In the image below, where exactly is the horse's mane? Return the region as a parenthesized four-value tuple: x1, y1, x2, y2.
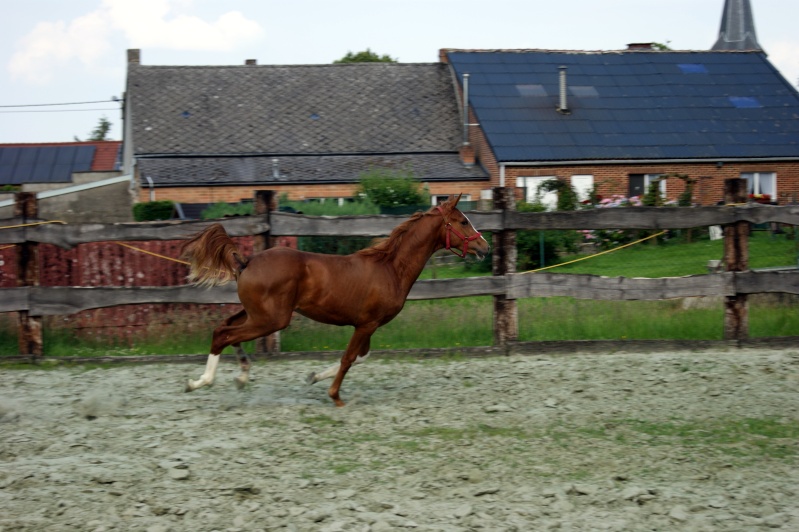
(357, 210, 430, 262)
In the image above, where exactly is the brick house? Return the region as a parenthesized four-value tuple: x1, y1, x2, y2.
(122, 50, 488, 211)
(442, 46, 799, 207)
(122, 0, 799, 211)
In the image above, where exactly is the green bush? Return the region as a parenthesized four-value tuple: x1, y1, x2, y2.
(133, 200, 175, 221)
(357, 167, 429, 210)
(516, 201, 580, 271)
(200, 202, 254, 219)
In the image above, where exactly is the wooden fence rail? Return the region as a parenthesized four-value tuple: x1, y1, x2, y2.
(2, 183, 798, 358)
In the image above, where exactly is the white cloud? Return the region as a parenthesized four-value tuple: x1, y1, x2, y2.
(8, 0, 263, 84)
(768, 41, 799, 88)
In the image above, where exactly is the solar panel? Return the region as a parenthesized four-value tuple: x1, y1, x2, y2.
(678, 64, 709, 74)
(0, 145, 96, 184)
(729, 96, 762, 109)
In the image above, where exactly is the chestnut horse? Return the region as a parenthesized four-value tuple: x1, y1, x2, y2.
(181, 194, 489, 406)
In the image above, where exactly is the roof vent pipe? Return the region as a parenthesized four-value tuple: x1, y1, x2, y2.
(558, 66, 570, 114)
(272, 158, 280, 179)
(462, 73, 470, 146)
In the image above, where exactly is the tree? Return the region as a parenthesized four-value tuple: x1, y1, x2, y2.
(89, 116, 113, 140)
(334, 49, 397, 63)
(75, 116, 113, 141)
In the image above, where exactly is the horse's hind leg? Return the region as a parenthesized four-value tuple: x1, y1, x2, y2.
(306, 351, 371, 385)
(223, 310, 254, 389)
(186, 309, 250, 392)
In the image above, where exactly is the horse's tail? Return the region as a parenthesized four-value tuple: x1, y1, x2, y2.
(180, 223, 249, 287)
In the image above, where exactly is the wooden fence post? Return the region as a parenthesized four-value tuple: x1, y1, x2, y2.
(493, 187, 518, 347)
(723, 178, 749, 341)
(253, 190, 280, 355)
(15, 192, 43, 360)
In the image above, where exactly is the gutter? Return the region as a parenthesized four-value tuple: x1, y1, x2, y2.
(498, 157, 799, 167)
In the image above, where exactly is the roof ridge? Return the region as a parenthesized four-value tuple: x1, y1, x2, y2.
(443, 48, 763, 55)
(132, 62, 443, 69)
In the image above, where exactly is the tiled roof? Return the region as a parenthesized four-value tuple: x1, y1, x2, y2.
(0, 141, 121, 185)
(138, 153, 488, 186)
(445, 50, 799, 163)
(127, 62, 462, 156)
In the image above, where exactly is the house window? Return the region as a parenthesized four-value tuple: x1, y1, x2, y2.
(571, 175, 594, 202)
(742, 172, 776, 198)
(517, 176, 557, 209)
(432, 195, 471, 205)
(629, 174, 666, 199)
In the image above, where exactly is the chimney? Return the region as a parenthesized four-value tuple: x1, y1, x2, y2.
(627, 43, 655, 50)
(557, 66, 570, 114)
(127, 49, 141, 64)
(439, 49, 450, 64)
(459, 144, 475, 167)
(245, 59, 257, 65)
(462, 73, 471, 146)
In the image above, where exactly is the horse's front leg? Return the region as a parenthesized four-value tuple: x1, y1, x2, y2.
(328, 326, 375, 407)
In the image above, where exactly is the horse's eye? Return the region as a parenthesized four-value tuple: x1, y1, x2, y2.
(460, 220, 468, 226)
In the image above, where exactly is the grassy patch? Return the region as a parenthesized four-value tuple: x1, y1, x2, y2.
(620, 417, 799, 458)
(550, 230, 796, 277)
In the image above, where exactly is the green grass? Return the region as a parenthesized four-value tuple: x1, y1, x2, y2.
(620, 417, 799, 459)
(550, 229, 797, 277)
(1, 292, 795, 358)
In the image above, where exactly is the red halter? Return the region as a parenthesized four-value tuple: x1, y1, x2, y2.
(436, 205, 483, 258)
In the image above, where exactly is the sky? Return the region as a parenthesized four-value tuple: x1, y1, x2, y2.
(1, 0, 798, 144)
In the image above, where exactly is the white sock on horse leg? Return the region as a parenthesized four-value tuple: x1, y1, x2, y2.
(188, 354, 220, 390)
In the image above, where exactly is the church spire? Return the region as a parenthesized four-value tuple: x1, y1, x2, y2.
(712, 0, 762, 51)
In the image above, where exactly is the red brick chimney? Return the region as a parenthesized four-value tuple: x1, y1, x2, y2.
(459, 144, 475, 167)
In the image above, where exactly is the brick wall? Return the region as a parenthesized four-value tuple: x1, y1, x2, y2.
(139, 182, 490, 205)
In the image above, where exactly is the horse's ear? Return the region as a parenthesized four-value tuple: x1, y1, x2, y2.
(449, 193, 462, 208)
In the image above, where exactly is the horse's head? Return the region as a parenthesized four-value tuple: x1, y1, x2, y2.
(435, 194, 490, 261)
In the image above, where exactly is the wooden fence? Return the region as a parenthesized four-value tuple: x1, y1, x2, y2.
(1, 184, 798, 359)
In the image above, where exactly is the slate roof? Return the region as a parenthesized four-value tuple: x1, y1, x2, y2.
(445, 49, 799, 163)
(127, 60, 488, 186)
(127, 62, 463, 156)
(0, 141, 122, 185)
(138, 153, 486, 186)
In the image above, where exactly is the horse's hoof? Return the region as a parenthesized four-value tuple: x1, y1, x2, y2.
(234, 377, 248, 390)
(305, 371, 318, 385)
(184, 381, 195, 393)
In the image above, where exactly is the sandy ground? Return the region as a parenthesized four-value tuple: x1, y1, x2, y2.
(1, 347, 798, 531)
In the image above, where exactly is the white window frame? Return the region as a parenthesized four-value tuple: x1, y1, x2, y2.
(517, 176, 557, 209)
(629, 173, 666, 199)
(571, 174, 594, 203)
(742, 172, 776, 197)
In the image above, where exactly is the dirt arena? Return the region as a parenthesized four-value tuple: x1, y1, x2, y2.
(1, 347, 798, 531)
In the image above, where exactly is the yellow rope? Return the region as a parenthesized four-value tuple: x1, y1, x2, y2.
(0, 244, 14, 251)
(0, 220, 67, 230)
(520, 230, 667, 274)
(113, 241, 191, 265)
